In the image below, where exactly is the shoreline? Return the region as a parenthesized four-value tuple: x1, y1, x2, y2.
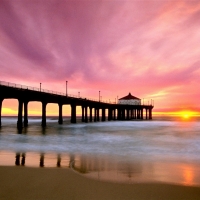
(1, 166, 200, 200)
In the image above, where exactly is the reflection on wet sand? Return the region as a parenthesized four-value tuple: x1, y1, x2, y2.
(39, 153, 44, 167)
(57, 154, 61, 167)
(183, 165, 194, 185)
(15, 153, 25, 166)
(72, 155, 151, 183)
(13, 152, 75, 169)
(1, 151, 200, 186)
(13, 152, 147, 182)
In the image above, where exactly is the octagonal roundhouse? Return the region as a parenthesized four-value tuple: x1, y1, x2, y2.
(118, 93, 141, 105)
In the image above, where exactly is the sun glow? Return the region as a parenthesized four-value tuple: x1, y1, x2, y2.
(153, 111, 199, 117)
(182, 165, 195, 186)
(179, 111, 195, 119)
(183, 113, 189, 119)
(177, 110, 200, 120)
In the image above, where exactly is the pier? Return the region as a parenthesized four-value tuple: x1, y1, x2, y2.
(0, 81, 154, 130)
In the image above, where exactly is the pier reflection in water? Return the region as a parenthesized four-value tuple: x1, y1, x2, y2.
(12, 152, 75, 168)
(15, 153, 26, 166)
(1, 151, 200, 186)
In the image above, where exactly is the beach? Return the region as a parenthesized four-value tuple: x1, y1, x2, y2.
(1, 166, 200, 200)
(1, 117, 200, 199)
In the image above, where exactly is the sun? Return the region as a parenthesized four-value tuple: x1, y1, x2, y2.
(183, 113, 189, 119)
(173, 111, 192, 119)
(179, 111, 195, 119)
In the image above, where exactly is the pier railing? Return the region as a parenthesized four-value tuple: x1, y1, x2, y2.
(0, 81, 153, 106)
(0, 81, 113, 104)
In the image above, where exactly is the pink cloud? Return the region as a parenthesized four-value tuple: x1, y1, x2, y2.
(0, 0, 200, 112)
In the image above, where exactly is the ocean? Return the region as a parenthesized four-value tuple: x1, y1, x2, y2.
(0, 116, 200, 186)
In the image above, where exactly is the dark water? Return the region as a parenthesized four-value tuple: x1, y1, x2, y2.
(1, 116, 200, 185)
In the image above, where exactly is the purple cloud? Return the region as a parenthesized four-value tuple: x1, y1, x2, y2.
(0, 0, 200, 112)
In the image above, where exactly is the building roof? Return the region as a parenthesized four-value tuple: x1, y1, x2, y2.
(119, 93, 140, 100)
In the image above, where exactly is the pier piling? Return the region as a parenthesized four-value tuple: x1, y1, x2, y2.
(17, 99, 23, 130)
(58, 103, 63, 124)
(42, 102, 47, 127)
(24, 101, 28, 127)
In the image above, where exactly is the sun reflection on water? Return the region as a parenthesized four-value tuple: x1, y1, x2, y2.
(183, 166, 194, 186)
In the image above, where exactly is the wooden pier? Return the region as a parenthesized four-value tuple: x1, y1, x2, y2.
(0, 81, 153, 130)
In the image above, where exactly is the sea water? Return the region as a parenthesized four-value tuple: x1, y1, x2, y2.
(0, 116, 200, 186)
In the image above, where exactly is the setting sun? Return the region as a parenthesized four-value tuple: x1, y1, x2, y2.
(183, 113, 190, 119)
(178, 111, 199, 119)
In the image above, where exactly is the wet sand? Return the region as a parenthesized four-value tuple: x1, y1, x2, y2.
(0, 166, 200, 200)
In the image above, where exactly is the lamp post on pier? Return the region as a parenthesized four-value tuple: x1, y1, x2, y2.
(66, 81, 68, 96)
(40, 83, 41, 92)
(99, 91, 100, 102)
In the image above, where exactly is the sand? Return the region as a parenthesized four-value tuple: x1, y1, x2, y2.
(0, 166, 200, 200)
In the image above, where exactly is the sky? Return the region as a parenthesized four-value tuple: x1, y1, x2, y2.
(0, 0, 200, 116)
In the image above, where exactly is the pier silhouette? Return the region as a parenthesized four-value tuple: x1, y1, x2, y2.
(0, 81, 153, 130)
